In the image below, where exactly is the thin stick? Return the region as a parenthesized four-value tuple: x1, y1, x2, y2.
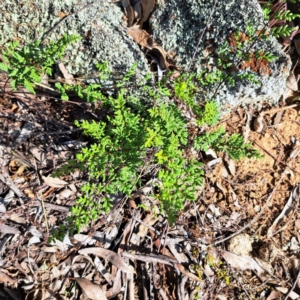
(38, 192, 49, 234)
(131, 214, 160, 235)
(121, 251, 177, 266)
(284, 269, 300, 300)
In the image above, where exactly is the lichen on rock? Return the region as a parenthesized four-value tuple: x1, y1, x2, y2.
(0, 0, 150, 81)
(150, 0, 291, 113)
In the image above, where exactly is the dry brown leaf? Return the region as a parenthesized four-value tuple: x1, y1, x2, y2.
(126, 26, 170, 80)
(137, 213, 155, 238)
(121, 0, 134, 27)
(73, 278, 107, 300)
(224, 153, 235, 176)
(126, 5, 135, 26)
(58, 63, 75, 85)
(127, 198, 137, 208)
(24, 189, 35, 199)
(73, 234, 96, 246)
(78, 247, 135, 274)
(7, 213, 27, 224)
(132, 1, 141, 21)
(0, 223, 20, 235)
(58, 11, 68, 19)
(0, 271, 17, 286)
(127, 25, 153, 48)
(168, 243, 189, 264)
(112, 269, 122, 296)
(72, 255, 95, 268)
(221, 251, 272, 275)
(276, 286, 299, 299)
(273, 111, 284, 126)
(267, 184, 300, 238)
(175, 263, 203, 282)
(253, 113, 265, 133)
(42, 175, 68, 188)
(266, 290, 282, 300)
(150, 47, 168, 72)
(286, 73, 298, 91)
(94, 256, 114, 285)
(139, 0, 155, 27)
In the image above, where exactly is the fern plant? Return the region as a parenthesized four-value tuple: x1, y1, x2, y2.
(0, 35, 263, 234)
(56, 61, 263, 231)
(262, 1, 300, 38)
(194, 126, 263, 160)
(0, 34, 80, 93)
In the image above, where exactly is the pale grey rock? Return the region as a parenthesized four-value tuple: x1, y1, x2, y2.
(150, 0, 291, 113)
(0, 0, 149, 80)
(227, 234, 253, 256)
(0, 0, 292, 113)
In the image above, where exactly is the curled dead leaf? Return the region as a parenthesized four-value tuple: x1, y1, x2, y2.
(0, 271, 17, 286)
(286, 73, 298, 91)
(73, 277, 107, 300)
(221, 250, 272, 275)
(139, 0, 155, 27)
(42, 175, 68, 188)
(121, 0, 134, 27)
(253, 114, 265, 133)
(78, 247, 135, 274)
(267, 184, 300, 238)
(276, 286, 299, 299)
(127, 25, 153, 48)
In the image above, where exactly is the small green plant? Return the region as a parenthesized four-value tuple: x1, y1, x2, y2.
(53, 63, 262, 232)
(197, 69, 227, 86)
(254, 51, 278, 62)
(0, 36, 262, 236)
(206, 253, 231, 286)
(194, 126, 263, 160)
(262, 1, 300, 38)
(270, 25, 297, 38)
(193, 286, 201, 300)
(190, 264, 203, 280)
(0, 35, 81, 93)
(215, 27, 278, 86)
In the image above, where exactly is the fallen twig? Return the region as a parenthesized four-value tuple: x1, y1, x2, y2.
(121, 251, 177, 266)
(284, 269, 300, 300)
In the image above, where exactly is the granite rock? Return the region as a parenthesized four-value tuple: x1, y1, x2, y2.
(0, 0, 292, 114)
(0, 0, 149, 80)
(149, 0, 291, 113)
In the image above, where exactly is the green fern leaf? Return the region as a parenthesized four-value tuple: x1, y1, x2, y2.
(24, 79, 35, 94)
(0, 62, 9, 72)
